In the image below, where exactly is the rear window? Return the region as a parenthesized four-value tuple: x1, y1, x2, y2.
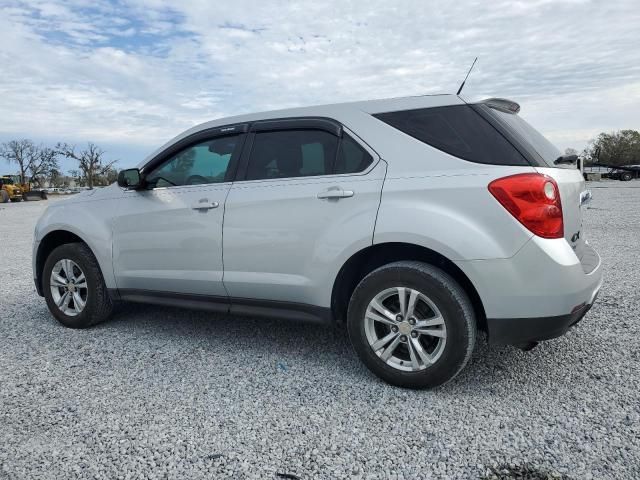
(374, 105, 528, 166)
(487, 108, 562, 168)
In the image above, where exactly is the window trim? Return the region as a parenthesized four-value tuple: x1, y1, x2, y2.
(249, 117, 342, 136)
(139, 124, 248, 190)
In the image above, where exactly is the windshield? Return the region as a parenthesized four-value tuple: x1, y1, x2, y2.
(489, 108, 563, 168)
(0, 178, 13, 185)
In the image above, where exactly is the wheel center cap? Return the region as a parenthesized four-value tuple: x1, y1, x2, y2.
(68, 283, 75, 293)
(398, 322, 412, 335)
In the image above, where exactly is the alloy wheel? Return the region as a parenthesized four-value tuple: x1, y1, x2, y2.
(50, 259, 88, 317)
(364, 287, 447, 372)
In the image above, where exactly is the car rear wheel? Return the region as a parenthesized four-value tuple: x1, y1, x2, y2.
(347, 261, 476, 389)
(43, 243, 114, 328)
(621, 172, 633, 181)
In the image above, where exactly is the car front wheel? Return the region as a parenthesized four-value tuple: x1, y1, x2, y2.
(43, 243, 114, 328)
(347, 261, 476, 389)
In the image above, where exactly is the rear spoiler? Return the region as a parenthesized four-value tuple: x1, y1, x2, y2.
(479, 98, 521, 114)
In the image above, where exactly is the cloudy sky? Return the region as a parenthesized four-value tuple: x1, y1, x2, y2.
(1, 0, 639, 171)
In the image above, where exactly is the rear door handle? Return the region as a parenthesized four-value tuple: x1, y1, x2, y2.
(317, 187, 354, 200)
(191, 200, 219, 210)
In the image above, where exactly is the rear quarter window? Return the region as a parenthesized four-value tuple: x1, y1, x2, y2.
(374, 105, 529, 166)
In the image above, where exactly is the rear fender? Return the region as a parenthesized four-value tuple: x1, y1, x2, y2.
(374, 169, 535, 260)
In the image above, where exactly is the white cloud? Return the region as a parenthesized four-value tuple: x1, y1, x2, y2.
(0, 0, 639, 167)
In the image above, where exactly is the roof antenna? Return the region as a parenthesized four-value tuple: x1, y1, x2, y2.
(456, 57, 478, 95)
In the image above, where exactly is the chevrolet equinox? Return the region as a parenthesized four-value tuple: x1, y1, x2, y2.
(33, 95, 602, 388)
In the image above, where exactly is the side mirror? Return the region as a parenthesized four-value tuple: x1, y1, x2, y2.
(117, 169, 142, 189)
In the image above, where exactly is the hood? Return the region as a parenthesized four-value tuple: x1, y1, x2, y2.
(50, 183, 121, 206)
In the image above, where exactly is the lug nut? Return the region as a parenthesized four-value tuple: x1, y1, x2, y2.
(408, 318, 416, 325)
(411, 331, 418, 338)
(395, 315, 403, 322)
(400, 335, 407, 342)
(391, 326, 398, 333)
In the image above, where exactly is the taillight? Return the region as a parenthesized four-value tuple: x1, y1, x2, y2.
(488, 173, 563, 239)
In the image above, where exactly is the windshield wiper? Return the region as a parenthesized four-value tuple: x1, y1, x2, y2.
(554, 154, 578, 165)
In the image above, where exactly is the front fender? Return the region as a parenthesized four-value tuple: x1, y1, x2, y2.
(34, 199, 118, 289)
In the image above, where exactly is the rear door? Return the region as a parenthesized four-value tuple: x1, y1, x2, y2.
(222, 119, 385, 307)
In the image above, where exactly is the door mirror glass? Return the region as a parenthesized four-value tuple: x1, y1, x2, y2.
(117, 168, 142, 189)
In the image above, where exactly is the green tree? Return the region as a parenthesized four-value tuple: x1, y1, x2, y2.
(582, 130, 640, 166)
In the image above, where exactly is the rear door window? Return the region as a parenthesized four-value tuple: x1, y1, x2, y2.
(335, 133, 373, 174)
(374, 105, 528, 166)
(246, 129, 338, 180)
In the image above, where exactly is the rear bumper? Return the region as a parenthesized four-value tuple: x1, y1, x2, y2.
(455, 236, 602, 345)
(486, 293, 597, 345)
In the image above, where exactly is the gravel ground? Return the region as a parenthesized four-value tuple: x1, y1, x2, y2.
(1, 182, 639, 480)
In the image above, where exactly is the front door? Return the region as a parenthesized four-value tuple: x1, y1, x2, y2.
(112, 132, 244, 296)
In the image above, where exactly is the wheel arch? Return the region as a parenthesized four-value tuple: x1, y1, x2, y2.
(35, 230, 92, 296)
(330, 242, 487, 331)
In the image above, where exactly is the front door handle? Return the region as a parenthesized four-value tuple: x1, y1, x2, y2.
(191, 200, 219, 210)
(317, 187, 354, 200)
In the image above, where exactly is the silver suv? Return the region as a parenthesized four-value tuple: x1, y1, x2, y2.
(33, 95, 602, 388)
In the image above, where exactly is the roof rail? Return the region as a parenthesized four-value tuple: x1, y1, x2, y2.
(480, 98, 520, 114)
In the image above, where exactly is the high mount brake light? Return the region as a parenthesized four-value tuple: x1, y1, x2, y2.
(488, 173, 563, 239)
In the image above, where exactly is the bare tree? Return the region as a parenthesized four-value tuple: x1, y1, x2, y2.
(48, 168, 65, 188)
(57, 142, 118, 189)
(0, 139, 39, 184)
(68, 169, 86, 188)
(564, 147, 578, 156)
(28, 146, 60, 187)
(0, 140, 60, 186)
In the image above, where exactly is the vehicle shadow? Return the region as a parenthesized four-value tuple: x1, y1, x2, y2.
(94, 302, 588, 395)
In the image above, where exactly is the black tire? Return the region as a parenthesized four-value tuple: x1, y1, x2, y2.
(10, 197, 22, 202)
(0, 190, 8, 203)
(347, 261, 476, 389)
(43, 243, 114, 328)
(621, 172, 633, 181)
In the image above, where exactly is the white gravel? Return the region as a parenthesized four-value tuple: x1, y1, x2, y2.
(1, 183, 639, 479)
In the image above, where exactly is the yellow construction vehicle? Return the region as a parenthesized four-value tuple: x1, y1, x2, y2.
(0, 175, 47, 202)
(0, 176, 24, 202)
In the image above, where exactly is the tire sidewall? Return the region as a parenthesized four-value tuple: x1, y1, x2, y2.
(348, 264, 474, 388)
(43, 244, 100, 328)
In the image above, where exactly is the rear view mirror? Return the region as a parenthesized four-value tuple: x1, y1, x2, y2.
(117, 168, 142, 189)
